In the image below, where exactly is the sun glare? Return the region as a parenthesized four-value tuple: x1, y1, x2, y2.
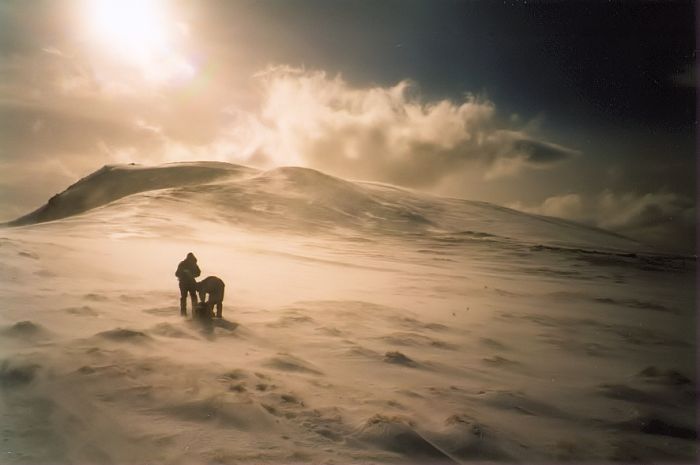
(83, 0, 194, 83)
(87, 0, 168, 54)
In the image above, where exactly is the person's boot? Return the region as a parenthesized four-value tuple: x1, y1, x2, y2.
(180, 298, 187, 316)
(216, 307, 222, 319)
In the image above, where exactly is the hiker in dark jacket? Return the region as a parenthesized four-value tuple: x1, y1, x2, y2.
(175, 252, 201, 316)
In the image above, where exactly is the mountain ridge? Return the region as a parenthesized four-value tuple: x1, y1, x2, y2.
(4, 161, 650, 254)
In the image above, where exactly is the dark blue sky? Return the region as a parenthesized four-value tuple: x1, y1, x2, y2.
(206, 0, 695, 131)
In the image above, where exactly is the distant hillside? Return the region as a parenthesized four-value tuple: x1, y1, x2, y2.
(5, 161, 646, 253)
(7, 162, 257, 226)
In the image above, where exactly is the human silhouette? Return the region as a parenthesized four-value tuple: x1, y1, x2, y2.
(175, 252, 201, 316)
(196, 276, 225, 318)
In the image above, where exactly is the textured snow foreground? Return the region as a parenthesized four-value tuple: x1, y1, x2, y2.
(0, 162, 696, 464)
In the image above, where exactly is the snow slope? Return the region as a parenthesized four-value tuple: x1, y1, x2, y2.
(0, 162, 696, 464)
(8, 162, 643, 252)
(7, 162, 256, 226)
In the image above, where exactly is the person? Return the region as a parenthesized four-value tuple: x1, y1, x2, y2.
(196, 276, 225, 319)
(175, 252, 201, 316)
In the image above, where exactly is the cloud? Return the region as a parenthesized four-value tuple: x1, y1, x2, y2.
(509, 193, 585, 220)
(509, 190, 695, 253)
(482, 131, 579, 179)
(597, 190, 695, 232)
(250, 68, 578, 186)
(1, 51, 579, 182)
(511, 138, 579, 165)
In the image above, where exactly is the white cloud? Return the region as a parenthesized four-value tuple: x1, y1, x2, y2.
(509, 190, 695, 252)
(2, 55, 579, 189)
(509, 193, 585, 220)
(245, 67, 577, 186)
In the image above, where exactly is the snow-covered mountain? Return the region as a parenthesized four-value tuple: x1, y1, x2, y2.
(0, 162, 695, 464)
(9, 162, 644, 253)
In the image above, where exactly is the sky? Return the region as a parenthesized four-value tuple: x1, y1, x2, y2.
(0, 0, 696, 252)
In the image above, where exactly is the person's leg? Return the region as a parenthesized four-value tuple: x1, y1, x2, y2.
(179, 282, 188, 316)
(216, 302, 222, 318)
(188, 288, 198, 311)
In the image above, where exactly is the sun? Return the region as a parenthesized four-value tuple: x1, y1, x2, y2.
(83, 0, 194, 83)
(86, 0, 169, 57)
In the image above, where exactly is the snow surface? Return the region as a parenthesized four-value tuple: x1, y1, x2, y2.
(0, 162, 696, 464)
